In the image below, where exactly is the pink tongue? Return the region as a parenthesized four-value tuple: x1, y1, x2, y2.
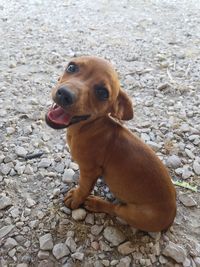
(48, 106, 71, 125)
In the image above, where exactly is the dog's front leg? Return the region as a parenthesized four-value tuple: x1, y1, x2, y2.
(64, 167, 100, 209)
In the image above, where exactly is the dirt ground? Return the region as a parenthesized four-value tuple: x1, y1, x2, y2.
(0, 0, 200, 266)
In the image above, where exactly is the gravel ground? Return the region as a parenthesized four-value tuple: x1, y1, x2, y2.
(0, 0, 200, 266)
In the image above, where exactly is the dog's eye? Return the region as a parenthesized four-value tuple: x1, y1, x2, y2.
(66, 63, 78, 73)
(95, 87, 109, 101)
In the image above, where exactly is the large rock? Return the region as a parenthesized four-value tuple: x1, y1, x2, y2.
(179, 194, 197, 207)
(15, 146, 27, 157)
(65, 237, 77, 253)
(194, 257, 200, 267)
(103, 226, 126, 246)
(0, 225, 15, 239)
(118, 241, 135, 255)
(52, 243, 70, 259)
(0, 196, 12, 210)
(4, 237, 18, 249)
(71, 252, 84, 261)
(39, 233, 53, 250)
(62, 168, 75, 183)
(193, 161, 200, 175)
(162, 241, 186, 263)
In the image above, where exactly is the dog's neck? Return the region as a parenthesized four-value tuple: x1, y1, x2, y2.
(67, 114, 116, 136)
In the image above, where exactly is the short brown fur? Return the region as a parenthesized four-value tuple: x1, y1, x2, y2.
(47, 56, 176, 232)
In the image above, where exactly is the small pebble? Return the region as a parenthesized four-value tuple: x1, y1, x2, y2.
(72, 208, 87, 221)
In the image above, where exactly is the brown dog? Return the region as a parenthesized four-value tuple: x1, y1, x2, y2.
(46, 56, 176, 232)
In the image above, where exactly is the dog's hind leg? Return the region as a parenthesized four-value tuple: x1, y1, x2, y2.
(84, 195, 115, 214)
(84, 195, 172, 232)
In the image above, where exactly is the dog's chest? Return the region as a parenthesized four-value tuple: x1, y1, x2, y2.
(67, 131, 109, 168)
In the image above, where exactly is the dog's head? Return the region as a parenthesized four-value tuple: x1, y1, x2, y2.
(46, 56, 133, 129)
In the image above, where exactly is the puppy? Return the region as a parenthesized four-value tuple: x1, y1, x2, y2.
(46, 56, 176, 232)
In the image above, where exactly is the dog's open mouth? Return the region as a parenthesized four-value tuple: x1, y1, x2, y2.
(45, 103, 90, 129)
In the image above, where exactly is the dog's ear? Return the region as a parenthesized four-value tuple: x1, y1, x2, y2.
(111, 89, 133, 120)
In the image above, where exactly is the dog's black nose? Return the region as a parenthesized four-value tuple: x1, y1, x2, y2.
(56, 86, 75, 106)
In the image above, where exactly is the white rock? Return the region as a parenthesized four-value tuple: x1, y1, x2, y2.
(148, 231, 161, 241)
(65, 237, 77, 252)
(14, 162, 25, 175)
(182, 168, 193, 179)
(85, 213, 94, 224)
(146, 141, 161, 152)
(103, 226, 126, 246)
(23, 125, 32, 134)
(0, 196, 12, 210)
(10, 207, 20, 218)
(26, 198, 36, 207)
(118, 241, 134, 255)
(185, 149, 195, 159)
(24, 165, 33, 175)
(72, 208, 87, 221)
(4, 237, 18, 249)
(111, 260, 119, 266)
(62, 168, 75, 183)
(8, 247, 16, 257)
(179, 194, 197, 207)
(180, 123, 190, 132)
(166, 155, 182, 169)
(99, 240, 113, 252)
(162, 241, 186, 263)
(15, 146, 27, 157)
(39, 233, 53, 250)
(37, 250, 50, 260)
(69, 162, 79, 171)
(37, 210, 45, 220)
(71, 252, 84, 261)
(194, 257, 200, 267)
(0, 225, 15, 239)
(6, 127, 15, 134)
(193, 161, 200, 175)
(38, 158, 52, 168)
(0, 163, 11, 175)
(60, 206, 71, 215)
(66, 231, 75, 238)
(141, 133, 150, 142)
(159, 255, 167, 264)
(117, 256, 131, 267)
(52, 188, 60, 198)
(52, 243, 70, 259)
(91, 225, 104, 236)
(183, 258, 191, 267)
(9, 61, 17, 68)
(151, 242, 160, 255)
(94, 260, 103, 267)
(101, 260, 110, 266)
(54, 163, 65, 173)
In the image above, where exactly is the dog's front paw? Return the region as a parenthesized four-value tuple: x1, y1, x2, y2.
(64, 188, 83, 209)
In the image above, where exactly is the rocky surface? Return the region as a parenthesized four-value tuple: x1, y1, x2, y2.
(0, 0, 200, 266)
